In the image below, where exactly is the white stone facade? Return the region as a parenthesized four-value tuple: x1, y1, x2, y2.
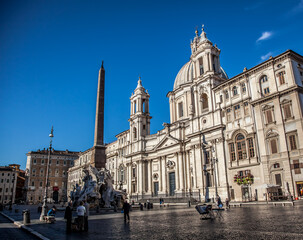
(105, 27, 303, 202)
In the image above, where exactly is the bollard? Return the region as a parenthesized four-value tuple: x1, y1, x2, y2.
(188, 200, 191, 207)
(23, 210, 30, 225)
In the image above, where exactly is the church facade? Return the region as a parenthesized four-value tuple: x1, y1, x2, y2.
(105, 27, 303, 202)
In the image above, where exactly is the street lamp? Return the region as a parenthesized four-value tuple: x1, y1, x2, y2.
(212, 147, 218, 198)
(40, 126, 54, 221)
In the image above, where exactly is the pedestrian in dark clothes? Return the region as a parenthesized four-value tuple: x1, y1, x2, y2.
(64, 202, 73, 233)
(123, 200, 130, 222)
(83, 200, 90, 232)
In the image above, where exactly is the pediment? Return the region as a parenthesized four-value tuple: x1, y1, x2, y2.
(153, 135, 180, 150)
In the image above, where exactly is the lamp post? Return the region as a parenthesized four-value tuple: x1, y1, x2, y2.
(212, 147, 218, 198)
(40, 126, 54, 221)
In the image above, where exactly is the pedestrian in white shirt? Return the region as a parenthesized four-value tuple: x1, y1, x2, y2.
(77, 201, 86, 231)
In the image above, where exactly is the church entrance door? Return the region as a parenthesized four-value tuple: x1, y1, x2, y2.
(169, 172, 175, 196)
(154, 182, 159, 196)
(53, 190, 59, 203)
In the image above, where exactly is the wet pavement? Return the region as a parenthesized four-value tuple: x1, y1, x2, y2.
(1, 202, 303, 240)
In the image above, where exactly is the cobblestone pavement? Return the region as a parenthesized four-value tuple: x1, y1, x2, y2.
(2, 202, 303, 240)
(0, 213, 39, 239)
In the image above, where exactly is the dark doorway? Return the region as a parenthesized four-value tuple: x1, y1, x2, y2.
(241, 185, 251, 202)
(53, 190, 58, 203)
(154, 182, 159, 196)
(169, 172, 175, 196)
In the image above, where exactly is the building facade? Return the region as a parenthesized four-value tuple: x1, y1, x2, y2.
(26, 149, 79, 204)
(0, 165, 18, 205)
(105, 27, 303, 202)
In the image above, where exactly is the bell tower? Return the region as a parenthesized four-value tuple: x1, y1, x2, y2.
(129, 77, 152, 144)
(190, 25, 222, 77)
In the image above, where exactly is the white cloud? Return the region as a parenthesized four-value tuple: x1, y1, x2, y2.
(261, 52, 273, 61)
(257, 31, 273, 42)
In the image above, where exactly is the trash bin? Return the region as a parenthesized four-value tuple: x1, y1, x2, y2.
(23, 210, 30, 224)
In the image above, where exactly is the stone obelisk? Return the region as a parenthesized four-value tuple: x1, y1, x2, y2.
(91, 61, 106, 168)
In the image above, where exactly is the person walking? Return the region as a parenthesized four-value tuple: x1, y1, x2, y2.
(123, 200, 130, 222)
(217, 195, 223, 208)
(77, 201, 86, 231)
(225, 198, 230, 209)
(83, 200, 90, 232)
(64, 202, 73, 233)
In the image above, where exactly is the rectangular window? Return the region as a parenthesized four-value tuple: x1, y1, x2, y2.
(264, 87, 270, 95)
(204, 151, 210, 164)
(278, 71, 285, 85)
(229, 143, 236, 161)
(293, 160, 301, 174)
(275, 174, 282, 186)
(226, 108, 231, 122)
(237, 140, 246, 160)
(247, 138, 255, 158)
(283, 104, 292, 119)
(241, 83, 246, 93)
(265, 109, 273, 124)
(289, 135, 297, 150)
(270, 139, 278, 154)
(178, 102, 184, 118)
(225, 90, 229, 100)
(234, 105, 241, 119)
(244, 102, 250, 116)
(132, 168, 136, 178)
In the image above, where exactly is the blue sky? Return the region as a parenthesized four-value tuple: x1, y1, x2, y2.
(1, 0, 303, 169)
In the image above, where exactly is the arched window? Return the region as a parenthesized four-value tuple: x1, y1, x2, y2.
(199, 57, 204, 75)
(236, 134, 247, 160)
(201, 93, 209, 111)
(232, 86, 238, 96)
(133, 127, 137, 140)
(132, 164, 136, 178)
(260, 75, 270, 95)
(229, 133, 254, 162)
(178, 102, 184, 118)
(134, 100, 137, 113)
(225, 90, 229, 100)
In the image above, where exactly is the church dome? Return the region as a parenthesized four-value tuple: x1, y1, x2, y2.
(173, 60, 195, 90)
(173, 61, 228, 90)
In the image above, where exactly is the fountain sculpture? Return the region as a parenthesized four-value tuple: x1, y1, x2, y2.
(70, 165, 126, 208)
